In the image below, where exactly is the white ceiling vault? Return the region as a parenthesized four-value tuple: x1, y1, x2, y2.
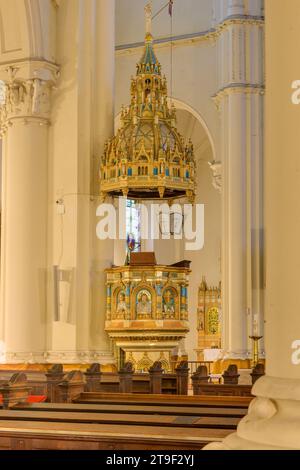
(176, 108, 212, 163)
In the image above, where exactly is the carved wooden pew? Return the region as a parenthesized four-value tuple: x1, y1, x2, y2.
(175, 361, 189, 395)
(45, 364, 64, 402)
(0, 373, 31, 409)
(56, 371, 85, 403)
(192, 365, 210, 395)
(1, 387, 249, 448)
(0, 416, 233, 450)
(0, 390, 249, 449)
(193, 382, 253, 397)
(250, 363, 265, 384)
(0, 407, 240, 429)
(72, 391, 252, 409)
(0, 370, 46, 396)
(192, 363, 265, 397)
(222, 364, 240, 385)
(84, 363, 102, 392)
(44, 362, 189, 401)
(149, 361, 163, 394)
(0, 388, 251, 450)
(119, 362, 134, 393)
(15, 399, 249, 417)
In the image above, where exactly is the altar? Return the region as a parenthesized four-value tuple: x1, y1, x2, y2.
(203, 348, 223, 362)
(196, 277, 221, 361)
(105, 253, 191, 371)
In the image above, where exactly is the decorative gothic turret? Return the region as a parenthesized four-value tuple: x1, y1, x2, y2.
(100, 3, 196, 202)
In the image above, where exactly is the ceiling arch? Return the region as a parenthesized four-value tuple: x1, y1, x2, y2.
(168, 97, 216, 162)
(0, 0, 56, 65)
(175, 108, 213, 164)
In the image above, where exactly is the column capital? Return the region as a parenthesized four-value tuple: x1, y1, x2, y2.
(0, 60, 60, 132)
(0, 60, 59, 83)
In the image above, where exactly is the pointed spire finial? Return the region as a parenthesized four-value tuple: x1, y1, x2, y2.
(145, 2, 153, 38)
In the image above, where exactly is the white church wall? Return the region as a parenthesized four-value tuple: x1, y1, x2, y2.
(47, 0, 88, 355)
(116, 0, 214, 46)
(0, 0, 57, 65)
(185, 149, 221, 361)
(47, 0, 115, 362)
(0, 0, 32, 62)
(213, 0, 264, 23)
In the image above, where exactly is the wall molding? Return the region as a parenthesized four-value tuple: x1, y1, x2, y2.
(0, 350, 116, 364)
(115, 15, 265, 56)
(212, 83, 265, 109)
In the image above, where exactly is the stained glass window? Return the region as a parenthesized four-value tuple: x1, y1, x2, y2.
(126, 199, 141, 252)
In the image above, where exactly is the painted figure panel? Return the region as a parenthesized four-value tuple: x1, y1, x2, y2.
(136, 289, 152, 319)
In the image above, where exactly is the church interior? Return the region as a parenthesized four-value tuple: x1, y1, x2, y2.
(0, 0, 299, 453)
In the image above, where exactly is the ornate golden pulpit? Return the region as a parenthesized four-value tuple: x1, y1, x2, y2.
(105, 253, 190, 371)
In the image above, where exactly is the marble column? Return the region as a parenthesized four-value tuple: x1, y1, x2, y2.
(0, 65, 58, 362)
(206, 0, 300, 450)
(214, 0, 264, 360)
